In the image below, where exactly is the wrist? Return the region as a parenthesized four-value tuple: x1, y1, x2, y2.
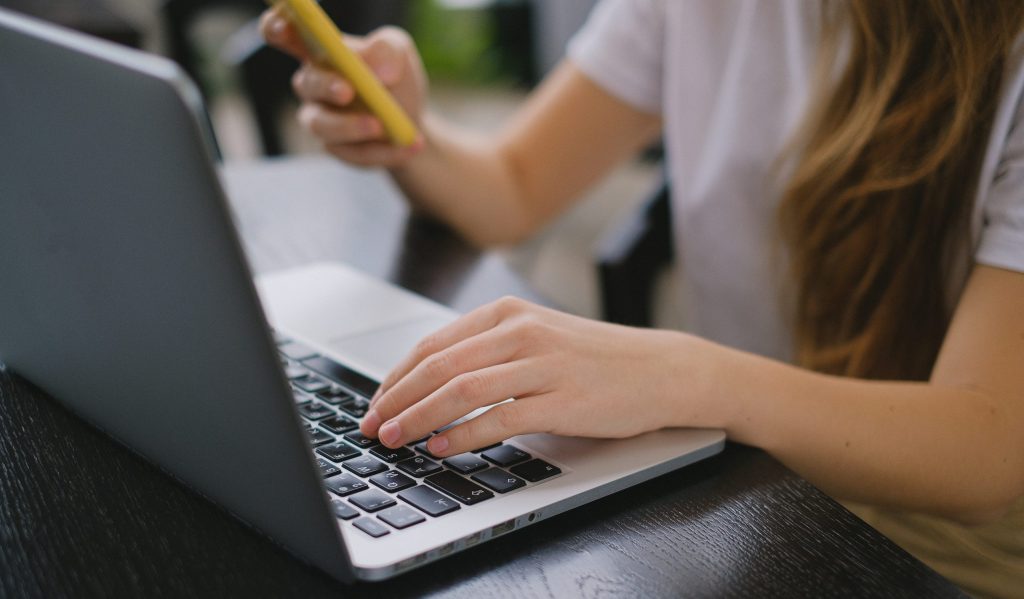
(387, 122, 440, 221)
(661, 331, 746, 433)
(387, 114, 436, 179)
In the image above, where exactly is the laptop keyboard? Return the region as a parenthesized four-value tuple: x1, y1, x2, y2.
(275, 336, 563, 539)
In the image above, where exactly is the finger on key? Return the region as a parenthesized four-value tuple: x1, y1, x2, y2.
(427, 398, 544, 458)
(370, 298, 521, 405)
(377, 360, 543, 448)
(365, 331, 522, 439)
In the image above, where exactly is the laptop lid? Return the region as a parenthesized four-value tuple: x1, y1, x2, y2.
(0, 8, 351, 582)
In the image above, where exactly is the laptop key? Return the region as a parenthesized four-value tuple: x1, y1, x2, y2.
(293, 375, 331, 394)
(369, 445, 414, 463)
(339, 397, 370, 419)
(414, 440, 441, 459)
(317, 386, 354, 405)
(284, 363, 308, 380)
(369, 470, 416, 493)
(471, 442, 502, 453)
(481, 445, 530, 467)
(303, 356, 380, 399)
(320, 415, 358, 434)
(343, 455, 388, 477)
(349, 489, 397, 512)
(316, 442, 362, 462)
(352, 517, 389, 538)
(330, 498, 359, 520)
(398, 485, 460, 517)
(376, 504, 425, 530)
(316, 458, 342, 478)
(279, 341, 318, 361)
(510, 459, 562, 483)
(471, 468, 526, 494)
(307, 429, 335, 447)
(425, 470, 494, 505)
(396, 456, 443, 478)
(298, 402, 335, 421)
(325, 473, 368, 496)
(442, 452, 488, 475)
(343, 431, 380, 449)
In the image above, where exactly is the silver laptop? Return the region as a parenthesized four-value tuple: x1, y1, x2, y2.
(0, 8, 724, 582)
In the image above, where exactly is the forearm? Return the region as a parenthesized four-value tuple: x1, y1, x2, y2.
(389, 114, 535, 247)
(389, 61, 662, 248)
(676, 334, 1024, 523)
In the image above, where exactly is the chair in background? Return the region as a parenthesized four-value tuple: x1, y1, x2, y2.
(595, 180, 673, 327)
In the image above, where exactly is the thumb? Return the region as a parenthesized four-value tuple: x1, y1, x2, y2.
(351, 28, 410, 86)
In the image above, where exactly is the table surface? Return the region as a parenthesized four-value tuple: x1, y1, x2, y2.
(0, 157, 964, 598)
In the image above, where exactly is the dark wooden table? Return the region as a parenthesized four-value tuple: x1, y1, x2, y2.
(0, 157, 963, 598)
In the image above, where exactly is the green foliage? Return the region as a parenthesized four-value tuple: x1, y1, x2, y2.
(407, 0, 504, 84)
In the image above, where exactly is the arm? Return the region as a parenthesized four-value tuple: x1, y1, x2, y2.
(695, 264, 1024, 524)
(391, 63, 662, 247)
(260, 10, 662, 247)
(362, 265, 1024, 525)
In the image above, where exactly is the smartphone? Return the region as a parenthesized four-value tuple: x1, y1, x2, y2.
(268, 0, 419, 147)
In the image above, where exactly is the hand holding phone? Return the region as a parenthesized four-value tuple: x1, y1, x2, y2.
(265, 0, 420, 148)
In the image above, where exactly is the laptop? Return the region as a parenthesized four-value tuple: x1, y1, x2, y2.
(0, 8, 725, 582)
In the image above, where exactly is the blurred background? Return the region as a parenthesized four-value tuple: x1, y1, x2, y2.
(2, 0, 675, 323)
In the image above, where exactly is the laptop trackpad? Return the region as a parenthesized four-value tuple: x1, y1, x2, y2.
(328, 316, 453, 379)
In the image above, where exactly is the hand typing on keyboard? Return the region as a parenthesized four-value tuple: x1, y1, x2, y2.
(285, 337, 561, 537)
(359, 296, 715, 457)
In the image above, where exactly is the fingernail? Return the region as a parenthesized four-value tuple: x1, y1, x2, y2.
(269, 17, 286, 38)
(362, 410, 381, 432)
(329, 81, 346, 101)
(379, 420, 401, 446)
(427, 435, 449, 455)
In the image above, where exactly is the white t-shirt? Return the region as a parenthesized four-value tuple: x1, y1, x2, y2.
(568, 0, 1024, 362)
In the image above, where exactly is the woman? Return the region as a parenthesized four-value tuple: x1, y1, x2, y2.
(261, 2, 1024, 596)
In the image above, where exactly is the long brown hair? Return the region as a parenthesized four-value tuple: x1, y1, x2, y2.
(779, 1, 1024, 380)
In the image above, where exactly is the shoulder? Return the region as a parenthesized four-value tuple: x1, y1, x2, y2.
(566, 0, 814, 115)
(565, 0, 670, 115)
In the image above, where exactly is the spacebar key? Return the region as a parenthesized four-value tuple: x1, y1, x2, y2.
(425, 471, 494, 505)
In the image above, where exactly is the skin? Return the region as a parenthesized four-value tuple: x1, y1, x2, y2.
(262, 9, 1024, 525)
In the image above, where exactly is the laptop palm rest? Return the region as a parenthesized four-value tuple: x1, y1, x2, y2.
(256, 262, 457, 380)
(327, 316, 453, 378)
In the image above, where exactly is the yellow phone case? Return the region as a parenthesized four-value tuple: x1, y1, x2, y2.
(269, 0, 419, 147)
